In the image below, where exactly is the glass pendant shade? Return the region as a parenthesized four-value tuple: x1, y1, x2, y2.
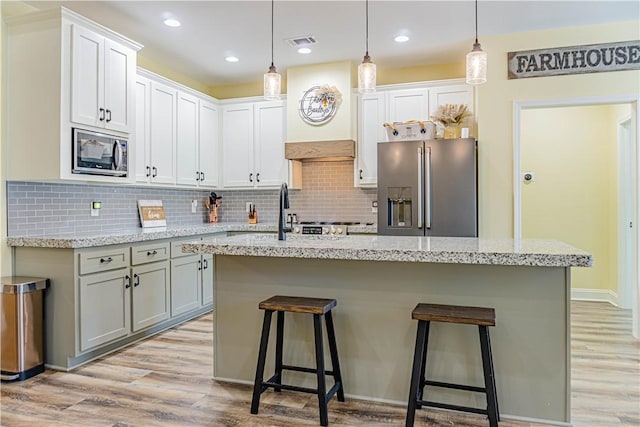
(264, 64, 281, 100)
(466, 42, 487, 85)
(358, 55, 376, 93)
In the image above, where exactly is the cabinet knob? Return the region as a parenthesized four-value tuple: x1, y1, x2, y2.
(147, 250, 158, 256)
(125, 275, 131, 289)
(99, 108, 105, 121)
(200, 172, 205, 181)
(203, 259, 209, 270)
(249, 173, 253, 183)
(196, 171, 200, 181)
(256, 173, 260, 183)
(152, 167, 158, 178)
(100, 257, 113, 264)
(146, 166, 151, 177)
(105, 109, 112, 122)
(198, 260, 202, 271)
(359, 169, 364, 180)
(133, 273, 140, 287)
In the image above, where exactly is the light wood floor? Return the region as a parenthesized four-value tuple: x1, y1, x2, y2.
(1, 301, 638, 426)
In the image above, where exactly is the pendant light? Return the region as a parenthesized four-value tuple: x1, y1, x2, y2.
(264, 0, 281, 99)
(466, 0, 487, 85)
(358, 0, 376, 93)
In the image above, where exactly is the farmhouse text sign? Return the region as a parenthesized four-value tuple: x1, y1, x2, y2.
(508, 40, 640, 79)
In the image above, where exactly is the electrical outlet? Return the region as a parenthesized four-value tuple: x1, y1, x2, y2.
(91, 201, 101, 217)
(372, 200, 378, 213)
(191, 200, 197, 213)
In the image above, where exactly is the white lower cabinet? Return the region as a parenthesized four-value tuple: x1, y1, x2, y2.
(131, 260, 170, 332)
(170, 255, 202, 316)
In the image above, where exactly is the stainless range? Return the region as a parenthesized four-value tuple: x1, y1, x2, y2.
(291, 221, 372, 236)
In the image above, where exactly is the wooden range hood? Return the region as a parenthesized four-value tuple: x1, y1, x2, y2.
(285, 140, 355, 161)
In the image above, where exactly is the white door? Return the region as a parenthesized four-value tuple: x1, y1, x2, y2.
(222, 103, 254, 188)
(357, 92, 387, 186)
(254, 101, 286, 188)
(134, 77, 151, 183)
(618, 118, 637, 310)
(149, 81, 177, 184)
(103, 39, 134, 133)
(176, 92, 199, 186)
(71, 25, 104, 128)
(388, 88, 429, 123)
(199, 101, 220, 188)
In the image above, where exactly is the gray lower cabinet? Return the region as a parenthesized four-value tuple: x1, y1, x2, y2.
(13, 234, 221, 371)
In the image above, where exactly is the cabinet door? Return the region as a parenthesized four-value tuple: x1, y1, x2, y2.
(176, 92, 199, 186)
(150, 81, 177, 184)
(134, 77, 151, 183)
(103, 39, 135, 133)
(254, 101, 286, 188)
(170, 255, 202, 317)
(79, 268, 130, 352)
(388, 88, 429, 123)
(201, 254, 214, 306)
(70, 24, 104, 129)
(131, 261, 170, 332)
(429, 84, 474, 131)
(198, 100, 219, 188)
(357, 92, 387, 186)
(222, 103, 254, 188)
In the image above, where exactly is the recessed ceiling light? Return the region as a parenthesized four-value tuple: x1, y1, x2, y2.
(163, 18, 181, 27)
(225, 56, 239, 63)
(298, 47, 311, 54)
(394, 35, 409, 43)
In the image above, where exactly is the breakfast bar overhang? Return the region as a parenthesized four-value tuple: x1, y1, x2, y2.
(183, 234, 592, 425)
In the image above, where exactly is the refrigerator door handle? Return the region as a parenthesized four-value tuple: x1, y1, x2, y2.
(425, 147, 432, 229)
(417, 147, 423, 229)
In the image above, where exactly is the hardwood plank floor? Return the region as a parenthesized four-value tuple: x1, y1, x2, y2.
(1, 301, 638, 426)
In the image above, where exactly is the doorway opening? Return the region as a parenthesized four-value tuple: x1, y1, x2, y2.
(513, 95, 639, 338)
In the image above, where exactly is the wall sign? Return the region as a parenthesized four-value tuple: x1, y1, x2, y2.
(298, 85, 342, 125)
(508, 40, 640, 79)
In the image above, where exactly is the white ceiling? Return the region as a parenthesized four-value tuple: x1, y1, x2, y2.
(24, 1, 640, 87)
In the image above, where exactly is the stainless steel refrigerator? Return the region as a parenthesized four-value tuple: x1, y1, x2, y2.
(377, 138, 477, 237)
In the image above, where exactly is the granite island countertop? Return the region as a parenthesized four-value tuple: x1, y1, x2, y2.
(6, 223, 377, 249)
(183, 233, 592, 267)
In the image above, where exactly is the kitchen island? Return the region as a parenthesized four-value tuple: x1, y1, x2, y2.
(183, 234, 591, 425)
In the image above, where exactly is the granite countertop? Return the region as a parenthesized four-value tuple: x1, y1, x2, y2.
(182, 233, 593, 267)
(6, 223, 377, 249)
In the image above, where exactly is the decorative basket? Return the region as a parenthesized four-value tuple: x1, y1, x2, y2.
(383, 120, 436, 141)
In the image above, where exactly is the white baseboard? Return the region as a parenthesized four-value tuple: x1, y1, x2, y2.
(571, 288, 619, 306)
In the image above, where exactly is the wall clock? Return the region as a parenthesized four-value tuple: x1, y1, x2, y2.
(298, 85, 342, 125)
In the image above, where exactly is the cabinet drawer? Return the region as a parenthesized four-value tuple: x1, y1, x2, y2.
(79, 248, 130, 275)
(131, 242, 170, 265)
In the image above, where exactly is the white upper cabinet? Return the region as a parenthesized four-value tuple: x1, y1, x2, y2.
(357, 92, 387, 186)
(222, 99, 286, 189)
(428, 84, 475, 131)
(71, 24, 135, 133)
(198, 101, 220, 188)
(134, 76, 151, 183)
(149, 81, 177, 185)
(388, 88, 430, 123)
(5, 8, 141, 183)
(176, 91, 199, 186)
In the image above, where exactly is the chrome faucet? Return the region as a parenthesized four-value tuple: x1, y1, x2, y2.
(278, 182, 291, 240)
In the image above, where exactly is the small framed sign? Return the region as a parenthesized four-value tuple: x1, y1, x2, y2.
(298, 84, 342, 125)
(138, 200, 166, 228)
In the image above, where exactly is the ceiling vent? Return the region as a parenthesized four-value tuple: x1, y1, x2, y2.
(286, 36, 317, 47)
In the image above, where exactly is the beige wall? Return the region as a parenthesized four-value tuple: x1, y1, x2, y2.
(521, 105, 620, 292)
(477, 20, 640, 238)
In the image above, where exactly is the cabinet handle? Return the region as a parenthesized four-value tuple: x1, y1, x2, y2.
(106, 109, 112, 122)
(203, 259, 209, 270)
(146, 166, 151, 177)
(133, 273, 140, 287)
(99, 108, 105, 121)
(200, 172, 205, 181)
(196, 171, 200, 181)
(100, 257, 113, 264)
(152, 166, 158, 177)
(198, 260, 202, 271)
(256, 173, 260, 183)
(146, 250, 158, 256)
(249, 173, 253, 183)
(125, 275, 131, 289)
(359, 169, 364, 180)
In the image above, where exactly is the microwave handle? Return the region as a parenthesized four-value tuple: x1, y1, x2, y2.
(113, 141, 124, 170)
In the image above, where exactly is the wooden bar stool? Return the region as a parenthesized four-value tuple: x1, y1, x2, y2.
(406, 303, 500, 427)
(250, 295, 345, 426)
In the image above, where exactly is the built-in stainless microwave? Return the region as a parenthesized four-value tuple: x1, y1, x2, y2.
(72, 128, 128, 177)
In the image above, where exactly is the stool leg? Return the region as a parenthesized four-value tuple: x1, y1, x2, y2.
(250, 310, 273, 414)
(274, 311, 285, 392)
(314, 313, 329, 426)
(324, 310, 345, 402)
(416, 320, 430, 409)
(406, 320, 428, 427)
(479, 326, 499, 427)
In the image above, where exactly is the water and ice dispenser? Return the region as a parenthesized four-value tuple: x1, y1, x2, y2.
(387, 187, 412, 227)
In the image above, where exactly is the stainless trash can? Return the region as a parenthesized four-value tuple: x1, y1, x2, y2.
(1, 276, 49, 381)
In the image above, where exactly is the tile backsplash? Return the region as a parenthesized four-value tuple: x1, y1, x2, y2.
(6, 161, 377, 236)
